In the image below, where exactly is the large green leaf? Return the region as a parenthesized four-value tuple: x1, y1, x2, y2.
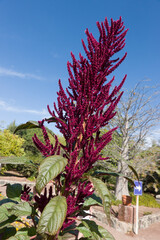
(45, 116, 63, 124)
(58, 223, 78, 239)
(14, 121, 40, 133)
(84, 194, 102, 208)
(0, 199, 17, 206)
(93, 171, 135, 186)
(128, 165, 139, 182)
(9, 202, 32, 217)
(0, 202, 16, 223)
(0, 215, 17, 230)
(14, 120, 56, 141)
(15, 228, 31, 238)
(37, 196, 67, 236)
(77, 220, 115, 240)
(89, 177, 111, 220)
(6, 184, 22, 201)
(0, 226, 16, 240)
(77, 223, 91, 238)
(0, 204, 9, 223)
(2, 226, 36, 240)
(8, 234, 30, 240)
(0, 156, 31, 165)
(36, 155, 68, 194)
(58, 232, 76, 240)
(97, 225, 115, 240)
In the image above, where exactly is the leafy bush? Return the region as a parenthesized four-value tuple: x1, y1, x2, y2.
(0, 130, 25, 157)
(131, 193, 160, 208)
(6, 155, 44, 177)
(111, 197, 122, 206)
(5, 122, 65, 178)
(143, 211, 152, 216)
(111, 193, 160, 209)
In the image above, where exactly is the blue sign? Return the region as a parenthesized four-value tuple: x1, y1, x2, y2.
(134, 181, 143, 195)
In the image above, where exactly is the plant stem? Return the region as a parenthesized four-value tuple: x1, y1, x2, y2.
(31, 214, 37, 228)
(30, 235, 36, 240)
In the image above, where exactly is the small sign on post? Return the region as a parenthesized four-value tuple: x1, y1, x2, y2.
(134, 181, 142, 196)
(134, 180, 143, 235)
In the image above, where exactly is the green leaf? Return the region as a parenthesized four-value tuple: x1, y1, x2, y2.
(9, 202, 32, 217)
(0, 156, 31, 165)
(58, 232, 76, 240)
(93, 171, 120, 177)
(93, 171, 135, 186)
(97, 225, 115, 240)
(123, 176, 135, 186)
(84, 194, 102, 207)
(15, 228, 29, 236)
(4, 227, 36, 239)
(128, 165, 139, 182)
(7, 227, 34, 240)
(0, 198, 18, 206)
(3, 202, 17, 209)
(89, 177, 111, 220)
(45, 116, 60, 123)
(0, 204, 10, 222)
(77, 224, 92, 238)
(27, 227, 36, 237)
(14, 121, 40, 133)
(0, 215, 17, 230)
(0, 202, 14, 220)
(37, 196, 67, 236)
(8, 234, 30, 240)
(36, 155, 68, 194)
(6, 184, 22, 201)
(79, 238, 91, 240)
(0, 226, 16, 240)
(58, 223, 78, 237)
(0, 202, 16, 222)
(77, 220, 115, 240)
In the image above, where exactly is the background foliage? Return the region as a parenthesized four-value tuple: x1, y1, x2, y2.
(0, 129, 24, 157)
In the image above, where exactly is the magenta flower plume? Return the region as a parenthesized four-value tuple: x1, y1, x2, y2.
(33, 17, 128, 229)
(62, 181, 93, 229)
(21, 184, 31, 202)
(32, 120, 61, 157)
(34, 186, 54, 213)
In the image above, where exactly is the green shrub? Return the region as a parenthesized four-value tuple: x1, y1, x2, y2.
(111, 193, 160, 208)
(143, 211, 152, 216)
(6, 154, 44, 178)
(110, 193, 122, 206)
(131, 193, 160, 208)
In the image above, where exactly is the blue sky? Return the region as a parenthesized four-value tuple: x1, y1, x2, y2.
(0, 0, 160, 141)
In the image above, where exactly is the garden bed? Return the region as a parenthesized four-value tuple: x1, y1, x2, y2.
(91, 205, 160, 233)
(111, 205, 160, 218)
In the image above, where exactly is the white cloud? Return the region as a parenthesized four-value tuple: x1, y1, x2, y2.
(0, 67, 45, 80)
(144, 128, 160, 147)
(0, 100, 48, 116)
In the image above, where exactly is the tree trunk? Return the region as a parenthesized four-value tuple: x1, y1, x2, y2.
(115, 160, 130, 200)
(115, 115, 130, 200)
